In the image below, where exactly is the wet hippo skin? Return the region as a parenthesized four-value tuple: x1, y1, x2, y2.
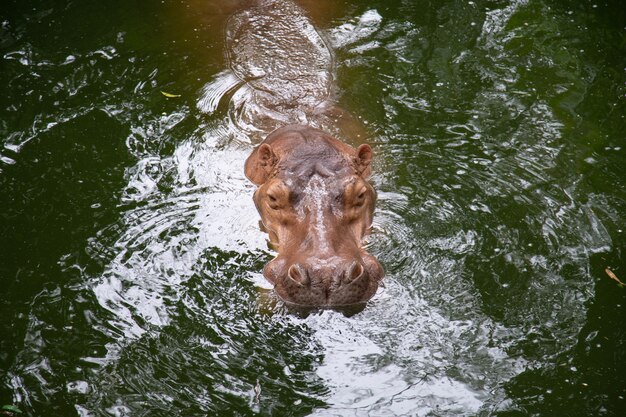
(216, 0, 384, 306)
(245, 125, 384, 307)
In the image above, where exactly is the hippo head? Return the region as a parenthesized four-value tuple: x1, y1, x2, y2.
(245, 125, 384, 307)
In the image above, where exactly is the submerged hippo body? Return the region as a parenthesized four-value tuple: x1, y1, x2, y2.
(226, 0, 333, 119)
(211, 0, 384, 306)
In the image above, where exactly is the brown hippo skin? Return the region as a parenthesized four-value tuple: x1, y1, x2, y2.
(245, 125, 384, 307)
(213, 0, 384, 306)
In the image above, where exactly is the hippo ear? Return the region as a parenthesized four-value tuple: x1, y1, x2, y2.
(245, 143, 277, 185)
(355, 144, 373, 177)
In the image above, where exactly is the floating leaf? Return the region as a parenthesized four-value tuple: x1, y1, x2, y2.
(161, 91, 181, 98)
(605, 268, 624, 286)
(1, 405, 22, 414)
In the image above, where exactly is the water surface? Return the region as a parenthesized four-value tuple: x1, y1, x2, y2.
(1, 0, 625, 416)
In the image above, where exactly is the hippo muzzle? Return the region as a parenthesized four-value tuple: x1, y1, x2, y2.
(264, 253, 384, 307)
(245, 125, 384, 307)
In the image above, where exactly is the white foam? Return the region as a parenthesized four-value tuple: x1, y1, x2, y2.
(327, 9, 382, 49)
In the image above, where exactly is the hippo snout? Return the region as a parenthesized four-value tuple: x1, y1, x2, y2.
(266, 256, 382, 307)
(287, 261, 364, 288)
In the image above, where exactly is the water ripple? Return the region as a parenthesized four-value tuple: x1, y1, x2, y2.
(2, 0, 622, 415)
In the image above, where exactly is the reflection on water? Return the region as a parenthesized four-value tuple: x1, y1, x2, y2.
(1, 0, 624, 416)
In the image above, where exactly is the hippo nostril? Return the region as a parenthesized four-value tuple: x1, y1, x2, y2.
(344, 262, 365, 284)
(288, 263, 310, 287)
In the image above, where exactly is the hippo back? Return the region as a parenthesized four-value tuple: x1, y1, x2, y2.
(225, 0, 334, 117)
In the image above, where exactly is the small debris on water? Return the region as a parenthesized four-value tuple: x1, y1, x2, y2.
(254, 379, 261, 403)
(605, 268, 624, 286)
(1, 405, 22, 415)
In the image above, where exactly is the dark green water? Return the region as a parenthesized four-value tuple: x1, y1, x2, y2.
(1, 0, 625, 416)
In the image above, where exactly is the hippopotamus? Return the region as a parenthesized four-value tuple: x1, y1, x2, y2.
(245, 125, 384, 306)
(203, 0, 384, 306)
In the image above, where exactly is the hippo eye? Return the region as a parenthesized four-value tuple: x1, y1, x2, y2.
(267, 193, 279, 209)
(354, 188, 367, 206)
